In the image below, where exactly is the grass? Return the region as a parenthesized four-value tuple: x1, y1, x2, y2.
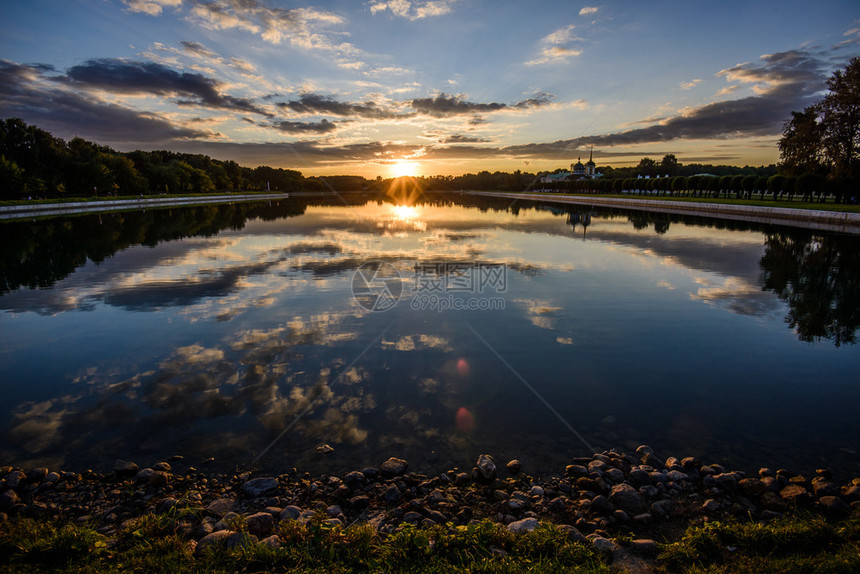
(0, 515, 608, 573)
(512, 191, 860, 213)
(658, 514, 860, 573)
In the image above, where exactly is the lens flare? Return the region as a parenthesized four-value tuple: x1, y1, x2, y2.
(455, 407, 475, 433)
(456, 358, 470, 376)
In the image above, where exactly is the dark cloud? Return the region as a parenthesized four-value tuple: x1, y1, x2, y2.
(410, 92, 554, 117)
(277, 93, 405, 119)
(504, 49, 831, 156)
(65, 58, 271, 116)
(512, 92, 556, 108)
(441, 134, 491, 144)
(274, 119, 338, 134)
(410, 93, 506, 117)
(179, 41, 217, 58)
(102, 261, 280, 311)
(0, 60, 210, 144)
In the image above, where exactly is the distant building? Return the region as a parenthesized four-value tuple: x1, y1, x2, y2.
(570, 147, 600, 179)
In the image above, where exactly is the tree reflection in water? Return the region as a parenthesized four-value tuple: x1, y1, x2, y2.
(760, 232, 860, 347)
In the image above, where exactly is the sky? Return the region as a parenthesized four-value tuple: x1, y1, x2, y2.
(1, 1, 858, 178)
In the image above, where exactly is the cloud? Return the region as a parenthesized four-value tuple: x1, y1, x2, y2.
(187, 1, 356, 57)
(0, 60, 210, 144)
(579, 6, 599, 16)
(274, 119, 338, 134)
(441, 134, 491, 143)
(680, 79, 703, 90)
(525, 24, 583, 65)
(410, 93, 552, 117)
(65, 58, 271, 116)
(277, 93, 406, 120)
(123, 0, 182, 17)
(369, 0, 458, 20)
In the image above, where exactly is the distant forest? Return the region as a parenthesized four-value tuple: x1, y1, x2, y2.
(2, 118, 789, 201)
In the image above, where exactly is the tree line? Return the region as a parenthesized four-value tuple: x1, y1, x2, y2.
(0, 118, 308, 200)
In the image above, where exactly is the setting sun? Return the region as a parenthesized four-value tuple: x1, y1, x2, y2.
(389, 160, 421, 178)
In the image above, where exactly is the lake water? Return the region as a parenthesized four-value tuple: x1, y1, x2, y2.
(1, 193, 859, 479)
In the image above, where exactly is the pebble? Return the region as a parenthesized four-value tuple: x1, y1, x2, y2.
(379, 458, 408, 477)
(241, 477, 278, 498)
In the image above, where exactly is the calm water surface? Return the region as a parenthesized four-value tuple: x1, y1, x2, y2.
(1, 195, 859, 478)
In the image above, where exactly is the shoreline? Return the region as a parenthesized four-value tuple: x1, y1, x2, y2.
(0, 193, 294, 220)
(2, 446, 858, 571)
(467, 191, 860, 235)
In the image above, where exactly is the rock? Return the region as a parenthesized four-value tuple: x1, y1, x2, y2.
(557, 524, 587, 543)
(812, 479, 839, 499)
(590, 495, 614, 515)
(714, 473, 738, 493)
(589, 535, 618, 555)
(702, 499, 720, 513)
(44, 472, 60, 483)
(681, 457, 700, 470)
(114, 460, 139, 477)
(650, 499, 676, 518)
(630, 539, 658, 556)
(27, 468, 48, 483)
(759, 467, 775, 478)
(604, 468, 625, 483)
(529, 485, 544, 497)
(506, 460, 521, 475)
(226, 532, 257, 549)
(280, 506, 302, 521)
(241, 477, 278, 498)
(0, 490, 19, 511)
(246, 512, 274, 537)
(383, 484, 401, 504)
(738, 478, 767, 497)
(628, 469, 652, 487)
(476, 455, 496, 482)
(842, 485, 860, 502)
(349, 495, 370, 512)
(325, 505, 343, 518)
(380, 458, 408, 477)
(148, 471, 170, 488)
(507, 517, 539, 533)
(759, 509, 783, 521)
(613, 510, 629, 522)
(667, 470, 689, 482)
(152, 462, 171, 472)
(565, 465, 588, 478)
(5, 471, 26, 489)
(168, 454, 184, 462)
(548, 497, 566, 512)
(206, 498, 236, 517)
(197, 530, 235, 552)
(259, 535, 283, 548)
(635, 445, 654, 455)
(608, 483, 646, 515)
(404, 511, 423, 523)
(344, 471, 365, 487)
(316, 444, 334, 454)
(135, 468, 155, 482)
(779, 484, 811, 506)
(819, 496, 851, 518)
(641, 452, 662, 468)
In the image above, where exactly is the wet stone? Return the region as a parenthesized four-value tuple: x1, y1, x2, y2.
(506, 460, 521, 475)
(241, 477, 278, 498)
(380, 458, 408, 477)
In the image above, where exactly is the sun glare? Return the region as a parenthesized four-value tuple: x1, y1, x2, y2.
(390, 160, 420, 178)
(391, 204, 420, 221)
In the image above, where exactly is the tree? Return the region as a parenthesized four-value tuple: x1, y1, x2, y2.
(636, 157, 658, 178)
(778, 57, 860, 178)
(819, 57, 860, 177)
(660, 154, 679, 177)
(778, 108, 825, 176)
